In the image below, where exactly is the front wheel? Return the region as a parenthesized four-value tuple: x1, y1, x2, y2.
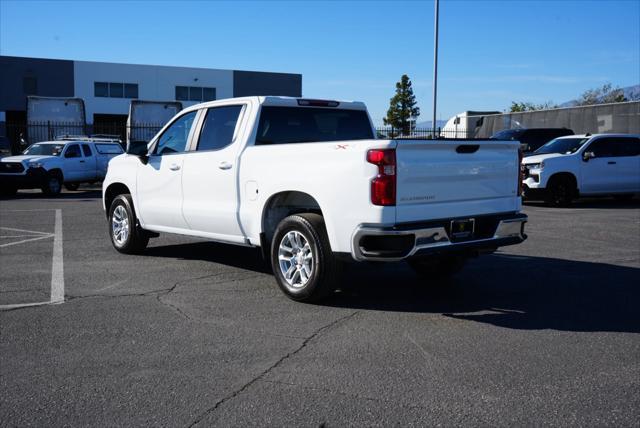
(270, 213, 339, 302)
(545, 178, 575, 207)
(0, 186, 17, 197)
(108, 194, 149, 254)
(613, 194, 634, 202)
(41, 173, 62, 196)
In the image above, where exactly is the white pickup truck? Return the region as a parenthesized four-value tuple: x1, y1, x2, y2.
(522, 134, 640, 206)
(0, 137, 124, 196)
(103, 96, 527, 302)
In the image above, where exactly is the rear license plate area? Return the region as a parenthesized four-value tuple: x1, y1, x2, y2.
(449, 218, 475, 241)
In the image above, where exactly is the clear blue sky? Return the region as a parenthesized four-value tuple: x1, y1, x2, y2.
(1, 0, 639, 124)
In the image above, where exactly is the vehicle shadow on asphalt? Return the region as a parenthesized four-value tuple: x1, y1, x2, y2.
(524, 197, 639, 209)
(327, 253, 640, 334)
(140, 240, 639, 334)
(0, 190, 102, 201)
(144, 241, 271, 273)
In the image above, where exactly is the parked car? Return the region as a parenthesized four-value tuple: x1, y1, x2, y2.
(0, 137, 123, 196)
(103, 96, 527, 302)
(521, 134, 640, 206)
(0, 136, 11, 159)
(492, 128, 574, 153)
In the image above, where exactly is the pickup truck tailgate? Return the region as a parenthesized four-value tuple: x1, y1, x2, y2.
(395, 140, 520, 222)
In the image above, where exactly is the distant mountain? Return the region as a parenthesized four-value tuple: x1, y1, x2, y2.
(414, 120, 448, 129)
(559, 84, 640, 107)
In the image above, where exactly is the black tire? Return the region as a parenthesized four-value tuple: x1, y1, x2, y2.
(41, 172, 62, 196)
(270, 213, 339, 302)
(408, 255, 467, 279)
(544, 177, 575, 207)
(0, 186, 17, 197)
(108, 194, 149, 254)
(613, 194, 634, 202)
(64, 183, 80, 191)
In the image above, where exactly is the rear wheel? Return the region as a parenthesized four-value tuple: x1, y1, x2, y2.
(545, 177, 575, 207)
(0, 186, 17, 197)
(64, 183, 80, 191)
(108, 194, 149, 254)
(271, 213, 339, 302)
(41, 172, 62, 196)
(613, 194, 634, 202)
(408, 255, 467, 279)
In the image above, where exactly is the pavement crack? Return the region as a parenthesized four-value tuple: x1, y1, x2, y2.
(187, 310, 360, 427)
(155, 273, 265, 320)
(65, 272, 224, 305)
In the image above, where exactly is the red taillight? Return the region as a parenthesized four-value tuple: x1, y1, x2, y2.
(518, 148, 523, 196)
(367, 149, 396, 206)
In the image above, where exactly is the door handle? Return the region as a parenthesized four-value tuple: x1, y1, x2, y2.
(169, 163, 181, 171)
(219, 161, 232, 170)
(608, 161, 616, 165)
(79, 160, 85, 163)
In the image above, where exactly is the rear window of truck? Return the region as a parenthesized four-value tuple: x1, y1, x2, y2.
(255, 107, 373, 145)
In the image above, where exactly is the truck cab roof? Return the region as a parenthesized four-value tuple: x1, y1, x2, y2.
(181, 96, 368, 114)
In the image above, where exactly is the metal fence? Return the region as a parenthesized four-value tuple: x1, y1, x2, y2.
(3, 121, 166, 153)
(376, 127, 472, 139)
(3, 121, 480, 155)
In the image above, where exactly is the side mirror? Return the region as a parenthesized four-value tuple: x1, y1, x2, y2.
(583, 151, 595, 162)
(127, 141, 149, 164)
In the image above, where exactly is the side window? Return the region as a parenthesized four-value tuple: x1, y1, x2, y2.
(196, 105, 243, 151)
(613, 137, 640, 157)
(154, 111, 197, 155)
(82, 144, 92, 157)
(64, 144, 81, 158)
(95, 144, 124, 154)
(586, 139, 615, 158)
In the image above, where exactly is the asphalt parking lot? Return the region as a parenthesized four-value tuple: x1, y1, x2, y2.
(1, 189, 639, 426)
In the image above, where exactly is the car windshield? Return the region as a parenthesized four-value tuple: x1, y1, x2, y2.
(534, 137, 589, 155)
(492, 129, 523, 140)
(23, 143, 65, 156)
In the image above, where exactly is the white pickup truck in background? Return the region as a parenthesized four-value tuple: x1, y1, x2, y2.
(522, 134, 640, 206)
(103, 96, 527, 302)
(0, 137, 124, 196)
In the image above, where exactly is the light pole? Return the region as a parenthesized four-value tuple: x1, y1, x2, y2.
(432, 0, 439, 138)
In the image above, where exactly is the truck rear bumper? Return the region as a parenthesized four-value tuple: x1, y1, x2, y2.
(351, 212, 527, 261)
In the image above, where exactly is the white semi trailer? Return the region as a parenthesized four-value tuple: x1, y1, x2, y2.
(26, 96, 86, 143)
(126, 100, 183, 146)
(442, 110, 501, 138)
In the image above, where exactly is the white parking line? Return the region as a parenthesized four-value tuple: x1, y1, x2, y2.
(0, 209, 64, 310)
(0, 209, 60, 212)
(0, 301, 54, 310)
(0, 235, 55, 248)
(0, 226, 54, 248)
(50, 209, 64, 304)
(0, 225, 52, 235)
(1, 234, 48, 238)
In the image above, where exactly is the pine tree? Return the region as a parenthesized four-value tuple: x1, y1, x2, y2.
(384, 74, 420, 135)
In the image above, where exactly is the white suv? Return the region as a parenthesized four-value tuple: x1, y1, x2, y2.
(522, 134, 640, 206)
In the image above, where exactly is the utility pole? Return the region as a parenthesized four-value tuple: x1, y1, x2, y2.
(432, 0, 439, 138)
